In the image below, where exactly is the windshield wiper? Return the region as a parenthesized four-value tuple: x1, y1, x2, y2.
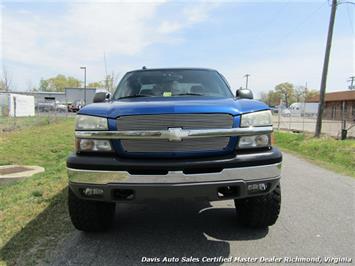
(176, 93, 204, 96)
(117, 94, 151, 100)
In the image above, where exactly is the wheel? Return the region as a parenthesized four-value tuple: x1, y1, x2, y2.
(68, 188, 115, 232)
(235, 184, 281, 228)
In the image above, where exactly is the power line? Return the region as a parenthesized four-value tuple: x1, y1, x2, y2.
(270, 1, 328, 48)
(250, 1, 292, 42)
(338, 1, 355, 5)
(329, 0, 355, 6)
(345, 4, 354, 35)
(254, 1, 328, 56)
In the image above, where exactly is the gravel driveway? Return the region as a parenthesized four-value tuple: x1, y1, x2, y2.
(49, 152, 354, 265)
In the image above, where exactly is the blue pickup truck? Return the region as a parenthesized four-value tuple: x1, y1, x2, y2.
(67, 68, 282, 232)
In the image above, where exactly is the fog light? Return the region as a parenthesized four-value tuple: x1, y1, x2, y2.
(82, 188, 104, 197)
(255, 135, 269, 146)
(247, 183, 268, 193)
(95, 140, 112, 151)
(239, 134, 270, 148)
(80, 139, 95, 151)
(239, 136, 254, 147)
(77, 139, 112, 152)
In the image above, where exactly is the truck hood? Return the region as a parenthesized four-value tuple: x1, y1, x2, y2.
(78, 97, 269, 118)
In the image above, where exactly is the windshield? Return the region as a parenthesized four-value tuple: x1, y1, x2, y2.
(113, 69, 233, 99)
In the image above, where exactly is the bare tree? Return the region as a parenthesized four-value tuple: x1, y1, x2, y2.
(0, 66, 12, 92)
(105, 71, 120, 93)
(26, 79, 37, 92)
(112, 71, 120, 91)
(295, 86, 307, 102)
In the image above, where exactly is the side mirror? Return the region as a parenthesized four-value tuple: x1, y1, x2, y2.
(236, 88, 253, 99)
(93, 92, 111, 103)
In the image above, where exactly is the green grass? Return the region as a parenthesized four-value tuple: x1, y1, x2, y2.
(274, 131, 355, 178)
(0, 118, 75, 265)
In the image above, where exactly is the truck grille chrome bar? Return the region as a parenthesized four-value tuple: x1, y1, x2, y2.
(75, 126, 273, 141)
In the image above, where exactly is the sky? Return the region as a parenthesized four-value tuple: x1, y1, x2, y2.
(0, 0, 354, 97)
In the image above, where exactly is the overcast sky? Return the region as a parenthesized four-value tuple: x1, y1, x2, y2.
(0, 0, 354, 97)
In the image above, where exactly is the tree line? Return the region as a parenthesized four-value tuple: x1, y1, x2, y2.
(259, 82, 318, 107)
(0, 67, 119, 93)
(39, 73, 119, 93)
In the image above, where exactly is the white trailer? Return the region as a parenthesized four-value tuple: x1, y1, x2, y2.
(0, 93, 35, 117)
(289, 102, 319, 117)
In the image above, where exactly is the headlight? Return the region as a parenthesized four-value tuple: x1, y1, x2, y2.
(76, 115, 108, 130)
(238, 134, 270, 149)
(240, 110, 272, 127)
(76, 139, 112, 152)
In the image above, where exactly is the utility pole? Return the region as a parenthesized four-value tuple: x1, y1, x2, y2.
(244, 74, 250, 89)
(315, 0, 337, 138)
(348, 76, 355, 90)
(80, 66, 87, 105)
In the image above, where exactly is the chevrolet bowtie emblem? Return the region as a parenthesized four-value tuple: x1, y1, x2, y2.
(166, 128, 187, 142)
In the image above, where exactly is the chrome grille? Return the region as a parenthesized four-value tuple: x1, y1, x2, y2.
(117, 114, 233, 153)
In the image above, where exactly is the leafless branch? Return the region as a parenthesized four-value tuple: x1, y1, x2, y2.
(1, 66, 12, 92)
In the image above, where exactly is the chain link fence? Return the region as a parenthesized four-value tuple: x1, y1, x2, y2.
(0, 109, 75, 132)
(273, 113, 355, 138)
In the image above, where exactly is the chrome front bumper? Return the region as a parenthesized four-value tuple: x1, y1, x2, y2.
(68, 162, 281, 185)
(68, 163, 281, 202)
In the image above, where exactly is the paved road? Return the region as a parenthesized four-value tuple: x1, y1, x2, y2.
(49, 153, 354, 265)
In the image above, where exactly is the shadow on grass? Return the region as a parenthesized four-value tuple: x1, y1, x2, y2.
(0, 187, 74, 265)
(50, 200, 269, 266)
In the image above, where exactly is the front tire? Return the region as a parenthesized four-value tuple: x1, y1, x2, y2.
(68, 188, 115, 232)
(235, 184, 281, 228)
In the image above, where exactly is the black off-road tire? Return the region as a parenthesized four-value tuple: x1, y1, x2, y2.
(68, 188, 115, 232)
(235, 184, 281, 228)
